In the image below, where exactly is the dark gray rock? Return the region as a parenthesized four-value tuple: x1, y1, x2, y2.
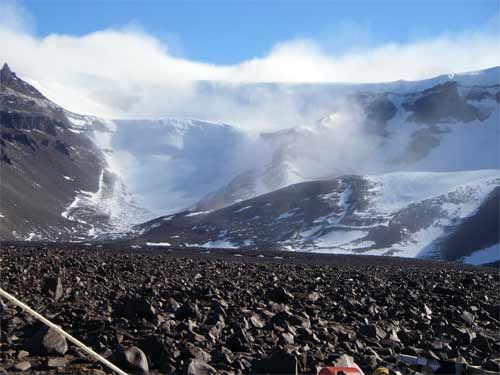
(42, 277, 63, 301)
(27, 327, 68, 356)
(12, 361, 31, 372)
(112, 346, 149, 374)
(187, 360, 217, 375)
(267, 287, 294, 303)
(252, 349, 300, 374)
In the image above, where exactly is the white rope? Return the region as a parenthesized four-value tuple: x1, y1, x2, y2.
(0, 286, 128, 375)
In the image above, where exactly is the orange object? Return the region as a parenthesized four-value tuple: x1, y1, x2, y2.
(319, 367, 363, 375)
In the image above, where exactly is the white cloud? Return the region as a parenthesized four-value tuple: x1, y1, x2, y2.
(0, 0, 32, 33)
(1, 1, 499, 127)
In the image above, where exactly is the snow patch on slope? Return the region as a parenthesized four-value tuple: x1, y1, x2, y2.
(365, 169, 500, 216)
(187, 239, 239, 249)
(292, 170, 500, 257)
(97, 117, 249, 215)
(61, 168, 150, 237)
(146, 242, 172, 247)
(461, 243, 499, 265)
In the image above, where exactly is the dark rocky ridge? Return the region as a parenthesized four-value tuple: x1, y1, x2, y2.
(427, 187, 500, 261)
(135, 172, 500, 263)
(0, 63, 46, 100)
(0, 64, 147, 241)
(0, 245, 499, 374)
(196, 80, 499, 212)
(0, 64, 106, 240)
(138, 177, 372, 248)
(355, 93, 398, 137)
(402, 81, 489, 124)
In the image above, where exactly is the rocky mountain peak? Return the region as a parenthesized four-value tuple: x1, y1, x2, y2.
(1, 63, 13, 77)
(0, 63, 46, 99)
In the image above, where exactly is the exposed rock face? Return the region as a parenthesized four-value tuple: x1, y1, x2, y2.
(428, 187, 500, 261)
(136, 170, 500, 263)
(0, 64, 146, 240)
(0, 63, 45, 99)
(357, 93, 398, 136)
(403, 81, 488, 124)
(0, 65, 104, 240)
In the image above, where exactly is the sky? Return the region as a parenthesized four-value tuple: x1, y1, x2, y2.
(17, 0, 500, 64)
(0, 0, 499, 120)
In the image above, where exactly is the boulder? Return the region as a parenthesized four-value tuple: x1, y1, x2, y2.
(112, 346, 149, 374)
(27, 327, 67, 356)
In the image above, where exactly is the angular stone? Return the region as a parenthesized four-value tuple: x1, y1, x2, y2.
(252, 349, 300, 374)
(28, 327, 67, 356)
(175, 302, 200, 320)
(359, 324, 386, 340)
(250, 314, 264, 328)
(267, 287, 294, 303)
(472, 333, 493, 352)
(47, 357, 67, 368)
(187, 359, 217, 375)
(42, 277, 63, 301)
(119, 296, 156, 320)
(140, 335, 172, 370)
(113, 346, 149, 374)
(307, 292, 320, 303)
(460, 311, 474, 325)
(13, 362, 31, 372)
(423, 304, 432, 316)
(483, 359, 500, 372)
(226, 328, 251, 351)
(17, 350, 29, 360)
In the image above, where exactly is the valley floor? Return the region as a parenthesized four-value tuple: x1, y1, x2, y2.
(0, 244, 499, 374)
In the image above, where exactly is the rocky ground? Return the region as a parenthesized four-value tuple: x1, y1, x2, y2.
(0, 244, 499, 374)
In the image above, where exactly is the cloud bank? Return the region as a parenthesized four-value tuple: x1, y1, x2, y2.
(1, 0, 499, 129)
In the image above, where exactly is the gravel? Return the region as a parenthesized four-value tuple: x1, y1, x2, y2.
(0, 245, 498, 374)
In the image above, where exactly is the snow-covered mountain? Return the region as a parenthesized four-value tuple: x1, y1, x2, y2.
(0, 64, 148, 241)
(60, 66, 500, 218)
(1, 62, 499, 264)
(45, 66, 496, 219)
(135, 169, 499, 264)
(127, 68, 499, 264)
(197, 76, 499, 211)
(64, 115, 259, 217)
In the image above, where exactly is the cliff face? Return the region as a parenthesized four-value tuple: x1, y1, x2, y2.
(0, 64, 107, 240)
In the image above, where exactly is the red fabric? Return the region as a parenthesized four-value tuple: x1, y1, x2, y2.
(319, 367, 362, 375)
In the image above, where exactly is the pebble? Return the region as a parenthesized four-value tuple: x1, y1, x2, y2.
(13, 361, 31, 372)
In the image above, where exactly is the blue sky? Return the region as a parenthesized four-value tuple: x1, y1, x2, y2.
(1, 0, 499, 117)
(21, 0, 499, 64)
